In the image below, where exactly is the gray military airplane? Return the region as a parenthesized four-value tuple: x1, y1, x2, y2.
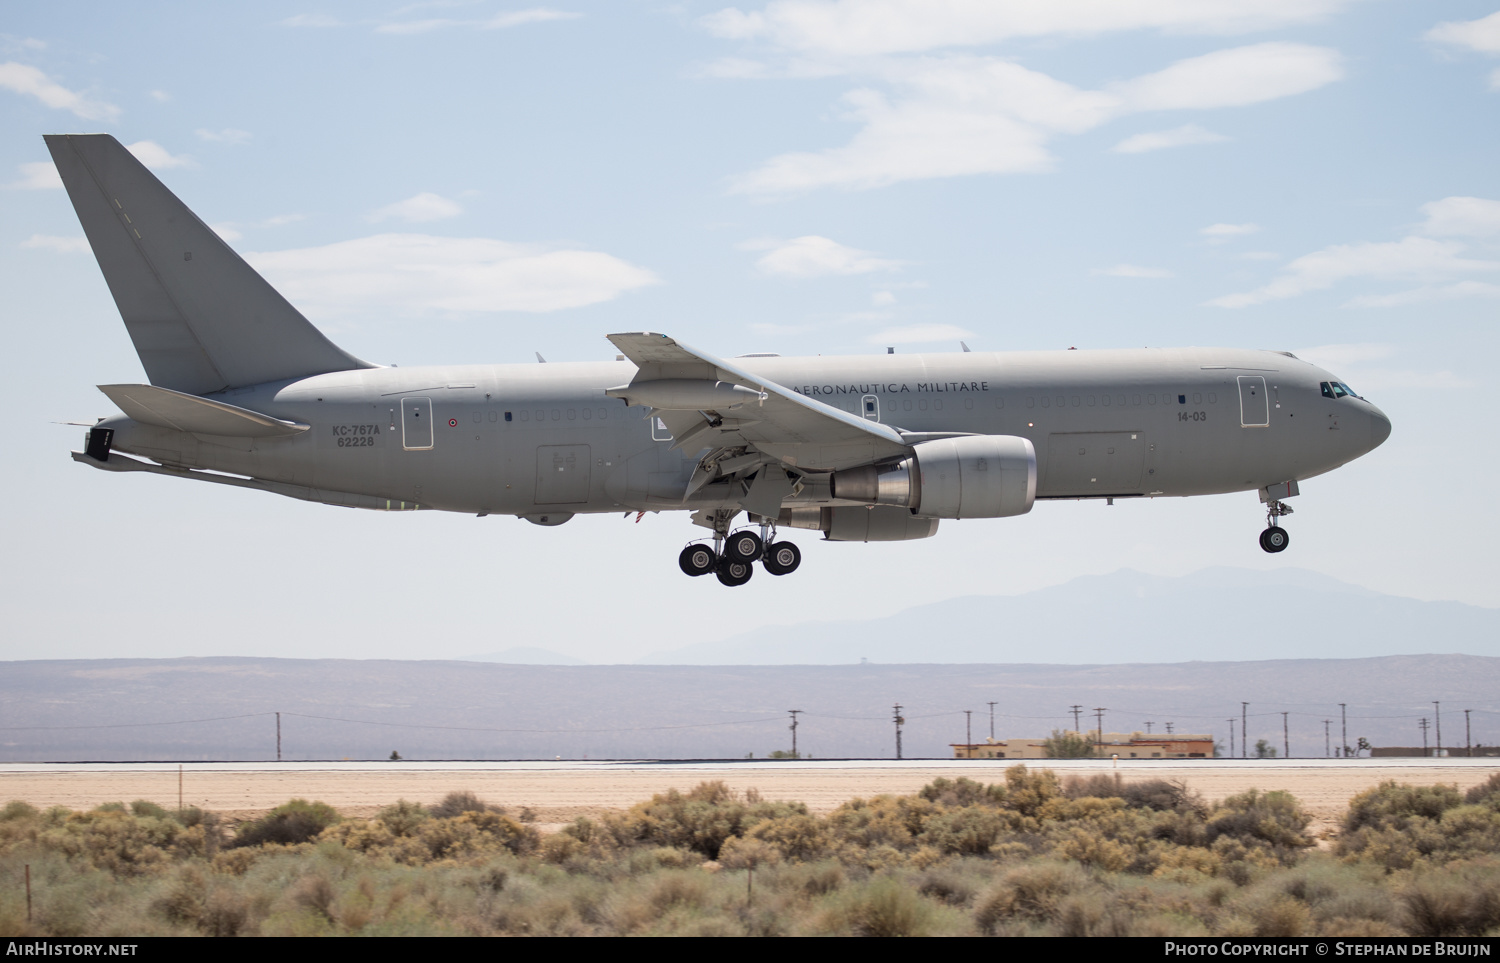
(50, 134, 1391, 586)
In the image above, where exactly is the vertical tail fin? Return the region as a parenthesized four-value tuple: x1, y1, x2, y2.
(46, 134, 373, 394)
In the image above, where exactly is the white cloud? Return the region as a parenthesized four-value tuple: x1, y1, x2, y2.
(1418, 196, 1500, 237)
(124, 140, 193, 170)
(1112, 124, 1228, 154)
(1111, 43, 1342, 111)
(1208, 235, 1500, 308)
(149, 89, 170, 102)
(0, 61, 120, 121)
(866, 322, 973, 344)
(701, 0, 1354, 57)
(210, 224, 244, 242)
(1492, 66, 1500, 91)
(1343, 281, 1500, 308)
(1240, 250, 1279, 260)
(743, 235, 903, 277)
(728, 44, 1341, 194)
(21, 234, 88, 254)
(196, 128, 252, 145)
(262, 213, 305, 227)
(368, 192, 464, 223)
(375, 8, 579, 33)
(692, 56, 842, 79)
(1427, 11, 1500, 55)
(8, 161, 61, 189)
(1201, 222, 1260, 237)
(1092, 264, 1174, 278)
(245, 234, 659, 315)
(871, 290, 895, 306)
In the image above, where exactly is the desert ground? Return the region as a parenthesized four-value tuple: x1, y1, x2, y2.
(3, 759, 1496, 838)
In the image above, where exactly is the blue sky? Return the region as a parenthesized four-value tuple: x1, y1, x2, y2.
(2, 1, 1497, 663)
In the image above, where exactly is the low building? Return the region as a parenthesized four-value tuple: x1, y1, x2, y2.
(952, 730, 1214, 760)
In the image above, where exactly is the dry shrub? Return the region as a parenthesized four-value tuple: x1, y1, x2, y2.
(1400, 858, 1500, 936)
(974, 860, 1087, 931)
(918, 777, 1004, 809)
(1464, 773, 1500, 807)
(1206, 789, 1311, 864)
(230, 799, 339, 849)
(430, 791, 501, 819)
(846, 876, 932, 937)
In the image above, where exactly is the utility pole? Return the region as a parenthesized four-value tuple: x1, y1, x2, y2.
(1070, 705, 1083, 735)
(1093, 708, 1107, 751)
(1228, 719, 1236, 758)
(964, 710, 973, 756)
(987, 701, 997, 740)
(1433, 701, 1442, 757)
(1340, 703, 1348, 759)
(1324, 720, 1331, 758)
(1282, 712, 1289, 759)
(788, 709, 802, 759)
(1242, 703, 1249, 759)
(893, 704, 904, 760)
(276, 711, 282, 762)
(1166, 722, 1174, 735)
(1465, 709, 1472, 756)
(1419, 717, 1430, 755)
(1145, 721, 1154, 734)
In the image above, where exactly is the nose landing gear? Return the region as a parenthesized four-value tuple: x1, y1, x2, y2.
(1259, 498, 1294, 553)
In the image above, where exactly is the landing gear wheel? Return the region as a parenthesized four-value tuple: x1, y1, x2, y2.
(716, 557, 754, 587)
(1259, 527, 1290, 553)
(762, 541, 802, 576)
(679, 544, 717, 577)
(724, 530, 764, 563)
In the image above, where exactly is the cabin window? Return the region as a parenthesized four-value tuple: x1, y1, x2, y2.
(472, 411, 482, 424)
(582, 408, 591, 420)
(1025, 397, 1034, 408)
(904, 399, 913, 411)
(1178, 394, 1187, 405)
(534, 410, 544, 421)
(519, 411, 529, 422)
(504, 411, 513, 422)
(1055, 396, 1065, 408)
(1101, 395, 1110, 407)
(918, 399, 928, 411)
(1193, 393, 1202, 405)
(1086, 395, 1095, 406)
(964, 398, 973, 410)
(1147, 394, 1156, 405)
(1071, 396, 1080, 407)
(1208, 393, 1217, 404)
(1040, 397, 1049, 408)
(996, 398, 1004, 409)
(597, 408, 607, 420)
(1132, 394, 1141, 405)
(489, 410, 498, 422)
(567, 408, 576, 420)
(935, 399, 943, 410)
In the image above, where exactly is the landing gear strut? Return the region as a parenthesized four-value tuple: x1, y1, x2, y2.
(1259, 499, 1293, 554)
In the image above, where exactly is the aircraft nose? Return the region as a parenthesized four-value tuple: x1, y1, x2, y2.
(1369, 405, 1391, 449)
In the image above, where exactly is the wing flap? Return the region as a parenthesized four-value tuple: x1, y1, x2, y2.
(608, 332, 910, 471)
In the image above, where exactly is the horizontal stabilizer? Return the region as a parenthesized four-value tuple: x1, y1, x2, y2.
(46, 134, 373, 394)
(98, 383, 308, 437)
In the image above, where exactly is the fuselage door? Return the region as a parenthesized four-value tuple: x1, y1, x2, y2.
(402, 397, 434, 449)
(536, 444, 592, 504)
(1237, 376, 1269, 428)
(861, 394, 880, 422)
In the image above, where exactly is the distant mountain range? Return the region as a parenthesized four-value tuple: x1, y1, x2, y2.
(0, 653, 1494, 762)
(634, 567, 1498, 665)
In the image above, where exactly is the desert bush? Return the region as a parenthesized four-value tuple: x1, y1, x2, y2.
(918, 776, 1004, 808)
(974, 860, 1089, 930)
(230, 799, 339, 849)
(1338, 782, 1500, 869)
(842, 875, 934, 936)
(1205, 789, 1310, 865)
(1399, 857, 1500, 936)
(430, 790, 502, 819)
(1464, 773, 1500, 807)
(605, 781, 807, 860)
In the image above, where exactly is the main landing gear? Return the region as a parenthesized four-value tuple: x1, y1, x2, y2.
(678, 514, 802, 586)
(1259, 498, 1293, 554)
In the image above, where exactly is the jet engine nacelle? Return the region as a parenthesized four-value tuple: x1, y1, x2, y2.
(777, 506, 940, 542)
(830, 434, 1037, 519)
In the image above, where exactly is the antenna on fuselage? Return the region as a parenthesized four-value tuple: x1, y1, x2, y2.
(960, 341, 971, 352)
(535, 352, 547, 363)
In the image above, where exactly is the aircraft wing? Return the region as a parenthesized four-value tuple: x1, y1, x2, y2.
(607, 332, 911, 474)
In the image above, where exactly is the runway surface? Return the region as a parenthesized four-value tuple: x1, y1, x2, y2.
(3, 758, 1496, 835)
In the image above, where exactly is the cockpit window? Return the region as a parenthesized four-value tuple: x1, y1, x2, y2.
(1320, 381, 1360, 400)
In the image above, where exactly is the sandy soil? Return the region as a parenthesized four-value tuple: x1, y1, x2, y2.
(3, 761, 1495, 839)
